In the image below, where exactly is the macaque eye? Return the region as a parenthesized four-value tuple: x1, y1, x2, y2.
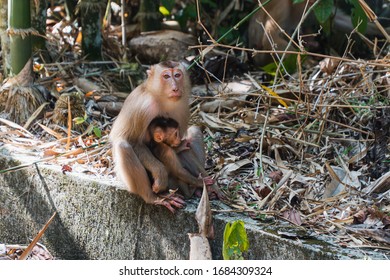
(163, 74, 170, 79)
(174, 73, 182, 79)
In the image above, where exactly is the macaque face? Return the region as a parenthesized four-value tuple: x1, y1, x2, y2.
(166, 127, 181, 147)
(154, 126, 181, 147)
(160, 68, 184, 99)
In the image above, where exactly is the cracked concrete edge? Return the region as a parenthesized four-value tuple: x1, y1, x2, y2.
(0, 150, 386, 260)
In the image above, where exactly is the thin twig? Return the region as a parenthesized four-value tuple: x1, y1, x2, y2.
(188, 0, 272, 70)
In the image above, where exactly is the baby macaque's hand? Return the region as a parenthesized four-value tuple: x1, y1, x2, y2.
(174, 139, 191, 153)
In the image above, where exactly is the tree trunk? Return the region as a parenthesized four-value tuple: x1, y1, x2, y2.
(0, 0, 10, 77)
(79, 0, 104, 61)
(9, 0, 32, 75)
(0, 1, 45, 125)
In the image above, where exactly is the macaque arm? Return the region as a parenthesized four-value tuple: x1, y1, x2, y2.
(154, 143, 204, 188)
(173, 165, 204, 187)
(183, 126, 222, 198)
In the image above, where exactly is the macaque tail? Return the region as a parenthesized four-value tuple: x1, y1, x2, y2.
(113, 140, 156, 203)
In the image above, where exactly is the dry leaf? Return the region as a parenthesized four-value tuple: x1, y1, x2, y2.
(269, 170, 283, 184)
(219, 159, 252, 178)
(199, 111, 237, 132)
(353, 209, 367, 224)
(365, 171, 390, 194)
(282, 208, 302, 226)
(319, 58, 340, 75)
(188, 233, 212, 260)
(74, 78, 101, 93)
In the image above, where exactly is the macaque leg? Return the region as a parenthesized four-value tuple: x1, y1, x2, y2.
(198, 174, 214, 186)
(134, 142, 169, 193)
(248, 0, 307, 66)
(262, 19, 290, 59)
(113, 140, 184, 212)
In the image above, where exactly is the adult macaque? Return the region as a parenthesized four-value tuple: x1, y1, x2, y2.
(248, 0, 308, 66)
(109, 61, 194, 212)
(148, 117, 214, 197)
(249, 0, 389, 66)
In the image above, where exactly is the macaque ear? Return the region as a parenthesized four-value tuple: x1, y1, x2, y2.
(147, 66, 155, 77)
(153, 129, 164, 143)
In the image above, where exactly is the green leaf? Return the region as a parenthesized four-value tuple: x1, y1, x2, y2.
(184, 4, 197, 19)
(313, 0, 334, 23)
(261, 54, 304, 76)
(292, 0, 306, 3)
(223, 220, 249, 260)
(93, 127, 102, 138)
(229, 221, 249, 251)
(350, 3, 368, 33)
(159, 6, 170, 16)
(176, 4, 197, 30)
(73, 116, 86, 125)
(261, 62, 277, 76)
(161, 0, 175, 12)
(281, 53, 302, 73)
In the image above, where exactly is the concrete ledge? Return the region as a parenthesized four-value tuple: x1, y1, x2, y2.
(0, 149, 387, 259)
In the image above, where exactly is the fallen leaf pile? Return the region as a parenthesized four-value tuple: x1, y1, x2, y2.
(190, 57, 390, 252)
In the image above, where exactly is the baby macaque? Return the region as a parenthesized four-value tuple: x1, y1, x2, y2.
(148, 117, 214, 198)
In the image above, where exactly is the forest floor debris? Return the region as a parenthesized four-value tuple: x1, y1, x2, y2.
(0, 56, 389, 257)
(0, 2, 389, 259)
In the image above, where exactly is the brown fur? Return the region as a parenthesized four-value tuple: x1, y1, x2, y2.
(148, 117, 212, 197)
(248, 0, 388, 66)
(109, 61, 190, 210)
(248, 0, 307, 66)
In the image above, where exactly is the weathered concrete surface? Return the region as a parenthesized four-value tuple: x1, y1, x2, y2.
(0, 148, 388, 260)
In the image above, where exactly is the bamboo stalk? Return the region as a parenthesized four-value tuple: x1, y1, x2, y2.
(9, 0, 32, 75)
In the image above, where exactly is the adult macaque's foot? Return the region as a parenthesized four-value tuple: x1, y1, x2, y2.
(154, 191, 185, 213)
